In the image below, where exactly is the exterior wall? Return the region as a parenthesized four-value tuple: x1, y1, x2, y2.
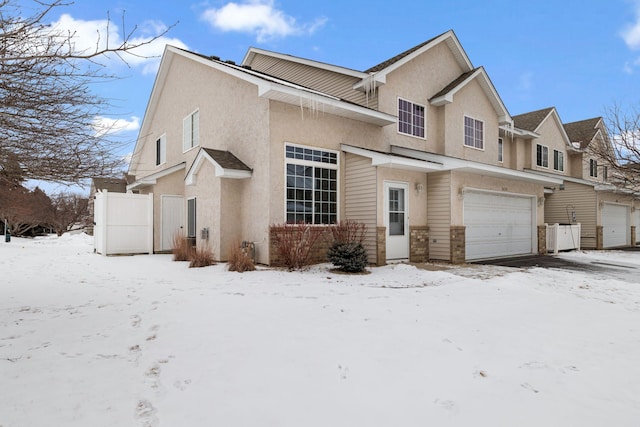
(544, 181, 597, 249)
(528, 116, 570, 175)
(185, 162, 222, 259)
(426, 172, 452, 261)
(345, 153, 378, 263)
(568, 153, 584, 179)
(377, 42, 466, 153)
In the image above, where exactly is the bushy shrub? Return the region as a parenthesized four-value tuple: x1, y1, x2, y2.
(171, 233, 194, 261)
(189, 244, 216, 268)
(227, 242, 256, 272)
(270, 223, 326, 271)
(327, 242, 368, 273)
(327, 220, 369, 273)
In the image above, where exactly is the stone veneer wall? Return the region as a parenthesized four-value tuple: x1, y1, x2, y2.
(268, 225, 333, 267)
(450, 226, 465, 264)
(409, 226, 429, 263)
(538, 225, 547, 255)
(376, 227, 386, 266)
(596, 226, 604, 250)
(631, 226, 636, 247)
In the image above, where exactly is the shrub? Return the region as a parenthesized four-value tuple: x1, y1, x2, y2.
(171, 233, 194, 261)
(327, 242, 368, 273)
(327, 220, 369, 273)
(270, 223, 326, 270)
(228, 242, 256, 272)
(189, 244, 215, 268)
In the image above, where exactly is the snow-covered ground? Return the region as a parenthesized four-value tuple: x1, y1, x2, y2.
(1, 234, 639, 427)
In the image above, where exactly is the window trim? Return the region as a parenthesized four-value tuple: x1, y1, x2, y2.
(183, 108, 200, 153)
(397, 97, 426, 140)
(553, 149, 564, 172)
(284, 143, 340, 225)
(536, 144, 549, 169)
(463, 115, 484, 150)
(498, 137, 503, 163)
(155, 133, 166, 167)
(186, 197, 196, 239)
(589, 158, 598, 177)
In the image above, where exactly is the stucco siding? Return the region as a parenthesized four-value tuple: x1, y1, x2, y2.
(427, 172, 451, 260)
(345, 153, 378, 262)
(544, 181, 597, 248)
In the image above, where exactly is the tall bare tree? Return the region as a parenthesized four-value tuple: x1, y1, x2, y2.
(0, 0, 174, 184)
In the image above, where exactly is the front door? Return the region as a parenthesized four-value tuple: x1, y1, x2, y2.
(161, 195, 184, 251)
(385, 181, 409, 260)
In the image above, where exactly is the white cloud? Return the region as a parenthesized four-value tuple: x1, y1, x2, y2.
(201, 0, 327, 42)
(621, 2, 640, 50)
(50, 14, 188, 75)
(92, 116, 140, 137)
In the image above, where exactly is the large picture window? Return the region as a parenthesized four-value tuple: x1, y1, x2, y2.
(536, 144, 549, 168)
(285, 145, 338, 224)
(464, 116, 484, 149)
(398, 98, 425, 138)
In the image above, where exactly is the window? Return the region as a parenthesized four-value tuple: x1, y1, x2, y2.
(187, 197, 196, 239)
(398, 98, 425, 138)
(536, 144, 549, 168)
(464, 116, 484, 149)
(183, 109, 199, 152)
(589, 159, 598, 177)
(603, 166, 608, 181)
(285, 144, 338, 224)
(155, 134, 166, 166)
(498, 138, 503, 163)
(553, 149, 564, 172)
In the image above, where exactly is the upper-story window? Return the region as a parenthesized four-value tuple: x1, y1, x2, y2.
(553, 149, 564, 172)
(183, 109, 199, 152)
(464, 116, 484, 149)
(498, 138, 503, 163)
(398, 98, 425, 138)
(536, 144, 549, 168)
(589, 159, 598, 177)
(155, 134, 166, 166)
(603, 165, 608, 182)
(285, 144, 338, 225)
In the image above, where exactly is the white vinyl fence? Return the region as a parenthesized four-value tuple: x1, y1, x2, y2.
(546, 223, 581, 255)
(94, 191, 153, 255)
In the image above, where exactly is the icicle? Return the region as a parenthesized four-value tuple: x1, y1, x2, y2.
(363, 73, 377, 107)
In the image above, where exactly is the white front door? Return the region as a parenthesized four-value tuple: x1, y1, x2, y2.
(161, 195, 184, 251)
(602, 203, 630, 248)
(384, 181, 409, 260)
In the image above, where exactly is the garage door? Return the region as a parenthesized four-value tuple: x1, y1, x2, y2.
(464, 191, 535, 261)
(602, 203, 630, 248)
(636, 211, 640, 244)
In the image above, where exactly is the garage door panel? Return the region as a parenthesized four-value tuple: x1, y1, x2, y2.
(464, 191, 535, 261)
(602, 203, 629, 248)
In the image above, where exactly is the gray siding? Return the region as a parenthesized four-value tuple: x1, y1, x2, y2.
(345, 153, 377, 262)
(250, 54, 378, 109)
(427, 172, 452, 260)
(544, 181, 597, 249)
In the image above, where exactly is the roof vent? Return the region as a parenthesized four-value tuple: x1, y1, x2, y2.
(225, 60, 236, 65)
(209, 55, 220, 61)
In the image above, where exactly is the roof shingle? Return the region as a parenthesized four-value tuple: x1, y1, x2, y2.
(563, 117, 602, 149)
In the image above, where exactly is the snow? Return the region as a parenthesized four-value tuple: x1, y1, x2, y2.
(1, 234, 639, 426)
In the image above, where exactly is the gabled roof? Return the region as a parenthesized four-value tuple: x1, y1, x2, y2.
(185, 148, 252, 185)
(563, 117, 603, 149)
(512, 107, 555, 132)
(365, 33, 446, 73)
(429, 67, 511, 125)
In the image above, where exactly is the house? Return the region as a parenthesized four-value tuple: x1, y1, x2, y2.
(510, 108, 638, 249)
(127, 30, 566, 265)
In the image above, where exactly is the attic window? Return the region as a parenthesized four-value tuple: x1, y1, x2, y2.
(398, 98, 425, 138)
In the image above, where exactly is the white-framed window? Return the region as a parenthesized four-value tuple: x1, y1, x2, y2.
(536, 144, 549, 168)
(553, 149, 564, 172)
(589, 159, 598, 177)
(498, 138, 503, 163)
(464, 116, 484, 149)
(183, 109, 199, 152)
(155, 134, 166, 166)
(285, 144, 338, 225)
(187, 197, 196, 239)
(603, 165, 608, 181)
(398, 98, 425, 138)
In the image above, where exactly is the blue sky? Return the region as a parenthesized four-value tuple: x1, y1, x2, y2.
(24, 0, 640, 191)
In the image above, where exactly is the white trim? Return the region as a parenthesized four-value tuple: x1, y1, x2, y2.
(553, 149, 565, 172)
(341, 144, 443, 172)
(384, 181, 410, 261)
(127, 162, 186, 191)
(185, 149, 252, 186)
(498, 138, 503, 163)
(183, 108, 199, 153)
(397, 97, 426, 140)
(463, 115, 485, 150)
(155, 133, 167, 167)
(536, 144, 549, 169)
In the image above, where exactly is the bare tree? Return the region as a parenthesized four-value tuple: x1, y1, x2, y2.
(593, 103, 640, 190)
(0, 0, 175, 184)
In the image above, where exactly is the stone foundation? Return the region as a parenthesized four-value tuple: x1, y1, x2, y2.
(596, 226, 604, 250)
(450, 226, 465, 264)
(376, 227, 386, 266)
(409, 226, 429, 263)
(538, 225, 547, 255)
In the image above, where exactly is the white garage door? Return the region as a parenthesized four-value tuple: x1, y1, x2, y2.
(636, 210, 640, 244)
(464, 191, 535, 261)
(602, 203, 630, 248)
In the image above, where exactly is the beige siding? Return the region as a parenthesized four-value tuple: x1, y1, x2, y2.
(427, 172, 452, 260)
(544, 181, 597, 248)
(249, 54, 377, 109)
(345, 153, 377, 261)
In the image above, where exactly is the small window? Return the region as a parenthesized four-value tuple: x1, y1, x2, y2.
(553, 149, 564, 172)
(464, 116, 484, 149)
(589, 159, 598, 177)
(398, 98, 425, 138)
(183, 109, 199, 152)
(536, 144, 549, 168)
(187, 198, 196, 238)
(155, 135, 166, 166)
(603, 165, 608, 181)
(498, 138, 503, 163)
